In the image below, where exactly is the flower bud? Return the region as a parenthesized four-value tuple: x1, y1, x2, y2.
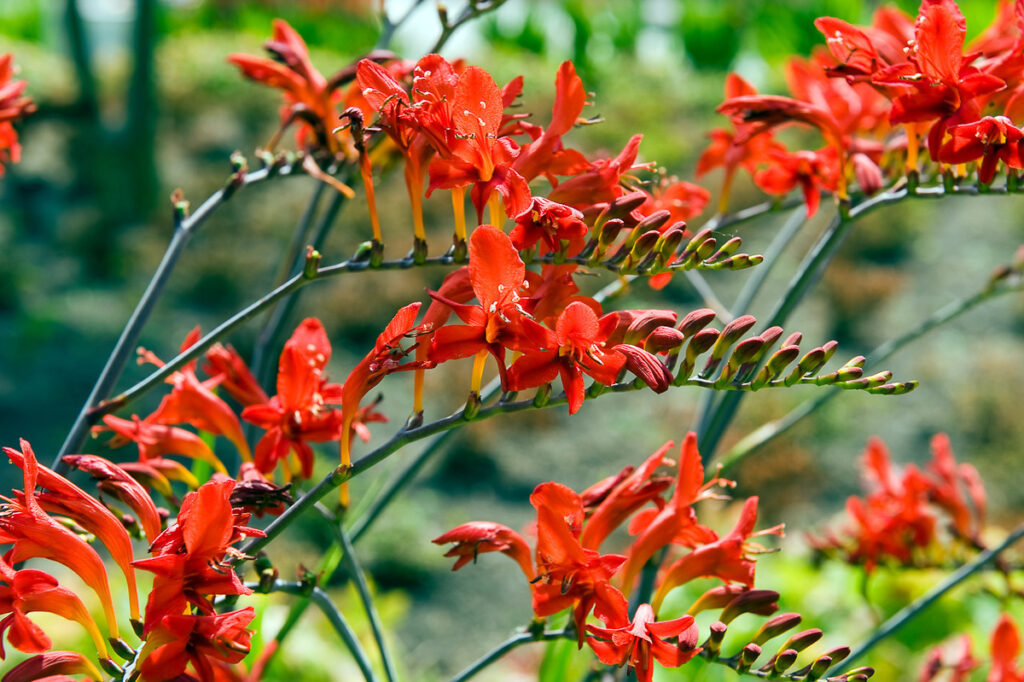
(752, 612, 802, 645)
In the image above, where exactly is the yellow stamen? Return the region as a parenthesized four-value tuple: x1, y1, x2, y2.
(470, 349, 489, 395)
(905, 124, 919, 174)
(452, 186, 467, 242)
(406, 162, 426, 241)
(361, 154, 382, 243)
(717, 166, 736, 215)
(488, 193, 503, 228)
(413, 341, 428, 414)
(340, 415, 354, 508)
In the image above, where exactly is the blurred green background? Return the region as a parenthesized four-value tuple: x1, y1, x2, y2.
(2, 0, 1024, 679)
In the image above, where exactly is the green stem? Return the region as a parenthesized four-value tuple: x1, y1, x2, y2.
(64, 0, 99, 121)
(694, 179, 989, 459)
(430, 0, 510, 54)
(260, 580, 380, 682)
(51, 161, 300, 471)
(326, 509, 400, 682)
(448, 628, 571, 682)
(694, 206, 808, 446)
(252, 187, 347, 391)
(717, 275, 1023, 473)
(837, 522, 1024, 673)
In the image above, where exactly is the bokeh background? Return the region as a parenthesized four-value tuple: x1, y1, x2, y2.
(2, 0, 1024, 679)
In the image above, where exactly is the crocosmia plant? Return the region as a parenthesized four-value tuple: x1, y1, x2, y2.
(3, 0, 1024, 680)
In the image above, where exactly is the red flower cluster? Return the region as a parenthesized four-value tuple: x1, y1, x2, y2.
(434, 433, 783, 682)
(704, 0, 1024, 216)
(0, 441, 261, 681)
(0, 53, 35, 175)
(812, 434, 986, 571)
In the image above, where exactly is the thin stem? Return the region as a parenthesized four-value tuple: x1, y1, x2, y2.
(64, 0, 99, 121)
(837, 522, 1024, 673)
(695, 180, 953, 458)
(257, 580, 380, 682)
(448, 628, 571, 682)
(430, 0, 510, 54)
(376, 0, 427, 50)
(252, 187, 348, 390)
(51, 161, 299, 471)
(328, 511, 400, 682)
(693, 206, 808, 445)
(717, 277, 1023, 472)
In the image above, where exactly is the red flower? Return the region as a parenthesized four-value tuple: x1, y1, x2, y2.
(586, 595, 700, 682)
(578, 442, 675, 551)
(0, 557, 107, 660)
(429, 226, 548, 388)
(872, 0, 1005, 156)
(652, 496, 784, 610)
(242, 318, 344, 479)
(432, 521, 534, 579)
(2, 651, 103, 682)
(938, 116, 1024, 183)
(203, 343, 269, 408)
(228, 20, 352, 154)
(640, 178, 710, 228)
(99, 414, 227, 476)
(0, 441, 122, 638)
(141, 329, 252, 463)
(133, 480, 262, 633)
(754, 146, 841, 217)
(509, 197, 588, 255)
(991, 614, 1024, 682)
(139, 608, 256, 682)
(60, 453, 163, 543)
(0, 54, 35, 175)
(426, 65, 531, 221)
(530, 482, 626, 643)
(548, 134, 648, 209)
(507, 301, 626, 415)
(618, 433, 724, 592)
(513, 60, 591, 183)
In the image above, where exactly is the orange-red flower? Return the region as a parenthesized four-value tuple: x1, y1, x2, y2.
(2, 651, 103, 682)
(991, 614, 1024, 682)
(433, 521, 534, 579)
(586, 594, 700, 682)
(242, 318, 344, 479)
(509, 197, 588, 254)
(652, 496, 783, 610)
(139, 608, 256, 682)
(133, 480, 262, 633)
(0, 53, 35, 176)
(0, 557, 107, 660)
(938, 116, 1024, 183)
(141, 329, 252, 463)
(0, 441, 121, 638)
(754, 146, 841, 217)
(98, 414, 227, 475)
(203, 343, 269, 408)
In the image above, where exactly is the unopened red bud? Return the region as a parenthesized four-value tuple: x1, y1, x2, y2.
(630, 230, 661, 260)
(678, 308, 717, 337)
(637, 209, 671, 232)
(644, 327, 685, 353)
(789, 348, 826, 384)
(821, 340, 839, 364)
(680, 228, 713, 259)
(768, 648, 799, 674)
(710, 314, 757, 361)
(599, 218, 625, 246)
(752, 612, 802, 645)
(869, 381, 918, 395)
(779, 628, 823, 653)
(853, 152, 883, 195)
(758, 326, 783, 348)
(783, 331, 802, 346)
(843, 667, 875, 681)
(608, 191, 648, 218)
(807, 655, 833, 680)
(737, 643, 762, 671)
(677, 328, 720, 383)
(656, 225, 686, 262)
(821, 646, 851, 667)
(720, 589, 780, 624)
(729, 337, 765, 366)
(704, 620, 728, 658)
